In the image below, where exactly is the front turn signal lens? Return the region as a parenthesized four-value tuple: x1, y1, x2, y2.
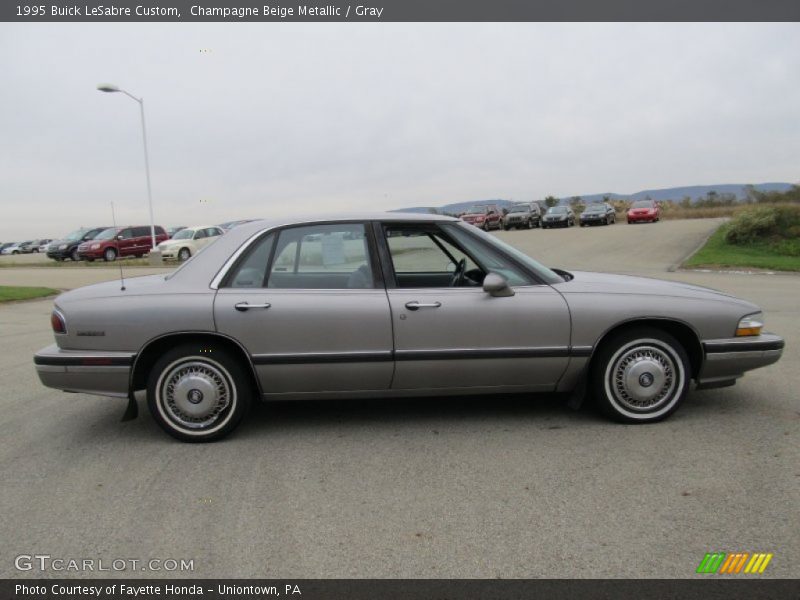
(736, 315, 763, 337)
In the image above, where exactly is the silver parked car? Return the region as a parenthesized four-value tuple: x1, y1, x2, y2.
(34, 213, 784, 442)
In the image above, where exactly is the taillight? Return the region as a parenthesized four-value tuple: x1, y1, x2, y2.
(51, 310, 66, 334)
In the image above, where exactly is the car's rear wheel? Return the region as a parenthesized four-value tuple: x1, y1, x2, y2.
(103, 248, 117, 262)
(147, 344, 252, 442)
(591, 327, 690, 423)
(178, 247, 191, 261)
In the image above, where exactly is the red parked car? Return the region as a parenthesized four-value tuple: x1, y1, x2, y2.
(77, 225, 168, 262)
(459, 204, 504, 231)
(627, 200, 660, 224)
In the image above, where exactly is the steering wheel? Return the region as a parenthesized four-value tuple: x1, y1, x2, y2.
(450, 258, 467, 287)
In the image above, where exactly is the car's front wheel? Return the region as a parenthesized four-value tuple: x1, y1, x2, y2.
(590, 327, 690, 423)
(103, 248, 117, 262)
(70, 248, 80, 261)
(178, 247, 191, 261)
(147, 344, 252, 442)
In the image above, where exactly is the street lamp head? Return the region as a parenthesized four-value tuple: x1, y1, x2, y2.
(97, 83, 120, 93)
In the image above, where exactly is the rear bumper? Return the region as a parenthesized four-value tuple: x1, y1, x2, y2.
(34, 344, 134, 398)
(697, 333, 784, 387)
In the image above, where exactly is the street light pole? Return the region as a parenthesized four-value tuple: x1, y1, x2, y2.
(97, 83, 157, 250)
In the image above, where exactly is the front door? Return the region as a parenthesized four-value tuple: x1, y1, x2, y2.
(378, 222, 571, 392)
(214, 222, 393, 395)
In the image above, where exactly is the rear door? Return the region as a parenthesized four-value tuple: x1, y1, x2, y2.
(214, 222, 394, 395)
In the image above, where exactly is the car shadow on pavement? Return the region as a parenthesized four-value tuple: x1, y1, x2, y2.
(237, 392, 598, 439)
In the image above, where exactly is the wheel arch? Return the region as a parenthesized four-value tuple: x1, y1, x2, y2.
(587, 317, 703, 380)
(130, 331, 262, 396)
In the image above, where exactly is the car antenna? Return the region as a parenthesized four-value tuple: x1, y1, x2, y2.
(111, 201, 126, 291)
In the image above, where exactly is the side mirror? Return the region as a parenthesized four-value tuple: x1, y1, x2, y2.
(116, 235, 124, 240)
(483, 272, 514, 297)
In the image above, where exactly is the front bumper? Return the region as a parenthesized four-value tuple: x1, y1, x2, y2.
(47, 247, 76, 259)
(627, 213, 657, 222)
(697, 333, 784, 388)
(34, 344, 135, 398)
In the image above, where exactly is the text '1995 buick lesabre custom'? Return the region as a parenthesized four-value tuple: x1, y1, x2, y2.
(34, 213, 784, 442)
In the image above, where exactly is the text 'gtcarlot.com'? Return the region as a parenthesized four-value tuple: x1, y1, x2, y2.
(14, 554, 194, 572)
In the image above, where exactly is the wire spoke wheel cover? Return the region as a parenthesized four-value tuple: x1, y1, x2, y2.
(156, 358, 236, 433)
(599, 335, 688, 421)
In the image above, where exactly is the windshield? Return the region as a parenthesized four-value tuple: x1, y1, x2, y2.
(172, 229, 194, 240)
(509, 205, 530, 213)
(584, 205, 605, 213)
(632, 200, 654, 208)
(95, 228, 119, 240)
(64, 229, 88, 241)
(466, 206, 489, 214)
(547, 206, 567, 214)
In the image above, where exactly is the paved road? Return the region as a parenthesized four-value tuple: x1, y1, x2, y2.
(1, 218, 798, 579)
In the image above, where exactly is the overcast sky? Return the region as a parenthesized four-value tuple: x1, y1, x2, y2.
(1, 23, 798, 240)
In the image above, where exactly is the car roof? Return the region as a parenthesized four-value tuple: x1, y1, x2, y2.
(182, 225, 220, 231)
(228, 211, 458, 237)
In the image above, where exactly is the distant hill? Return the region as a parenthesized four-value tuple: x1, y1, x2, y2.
(393, 182, 794, 213)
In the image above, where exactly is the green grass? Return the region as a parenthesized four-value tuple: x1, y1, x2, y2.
(685, 225, 800, 271)
(0, 286, 60, 302)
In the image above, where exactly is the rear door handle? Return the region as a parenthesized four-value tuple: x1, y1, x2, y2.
(234, 302, 271, 312)
(405, 301, 441, 311)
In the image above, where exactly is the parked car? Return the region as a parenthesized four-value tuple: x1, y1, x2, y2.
(77, 225, 168, 262)
(167, 226, 187, 238)
(460, 204, 503, 231)
(34, 213, 784, 442)
(47, 227, 110, 262)
(627, 200, 661, 224)
(542, 206, 575, 228)
(0, 242, 16, 254)
(19, 238, 53, 253)
(503, 203, 541, 230)
(158, 225, 224, 261)
(37, 239, 54, 253)
(2, 241, 33, 255)
(579, 203, 616, 226)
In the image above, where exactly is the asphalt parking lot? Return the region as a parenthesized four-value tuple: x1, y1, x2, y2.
(1, 218, 797, 578)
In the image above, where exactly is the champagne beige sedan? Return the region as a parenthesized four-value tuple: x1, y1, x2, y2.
(34, 213, 784, 442)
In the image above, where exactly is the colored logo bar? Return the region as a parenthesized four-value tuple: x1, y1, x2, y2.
(697, 552, 773, 574)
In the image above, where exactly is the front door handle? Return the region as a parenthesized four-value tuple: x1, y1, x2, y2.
(234, 302, 271, 312)
(405, 301, 442, 311)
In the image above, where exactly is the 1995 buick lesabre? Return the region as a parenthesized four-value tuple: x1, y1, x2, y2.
(34, 213, 784, 442)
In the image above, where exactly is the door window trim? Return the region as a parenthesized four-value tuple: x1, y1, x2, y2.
(216, 220, 384, 291)
(375, 221, 547, 289)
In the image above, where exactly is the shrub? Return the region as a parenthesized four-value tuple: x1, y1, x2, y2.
(725, 207, 778, 244)
(724, 205, 800, 245)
